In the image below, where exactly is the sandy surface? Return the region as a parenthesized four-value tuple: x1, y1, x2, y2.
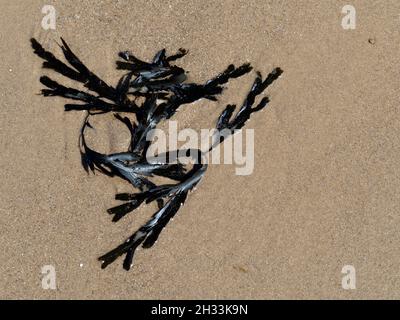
(1, 0, 400, 299)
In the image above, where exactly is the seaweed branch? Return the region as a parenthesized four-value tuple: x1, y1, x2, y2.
(31, 37, 283, 270)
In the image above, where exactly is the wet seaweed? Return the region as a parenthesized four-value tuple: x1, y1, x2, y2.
(31, 38, 283, 270)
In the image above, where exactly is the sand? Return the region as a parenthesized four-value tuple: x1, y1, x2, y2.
(1, 0, 400, 299)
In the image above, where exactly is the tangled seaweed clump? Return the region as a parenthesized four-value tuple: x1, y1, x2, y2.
(31, 37, 283, 270)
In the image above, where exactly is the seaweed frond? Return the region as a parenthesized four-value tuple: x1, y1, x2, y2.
(31, 37, 283, 270)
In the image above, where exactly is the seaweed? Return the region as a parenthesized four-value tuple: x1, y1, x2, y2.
(31, 38, 283, 270)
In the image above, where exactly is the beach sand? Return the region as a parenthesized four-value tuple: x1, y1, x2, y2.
(1, 0, 400, 299)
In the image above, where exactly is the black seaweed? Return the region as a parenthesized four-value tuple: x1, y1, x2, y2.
(31, 38, 283, 270)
